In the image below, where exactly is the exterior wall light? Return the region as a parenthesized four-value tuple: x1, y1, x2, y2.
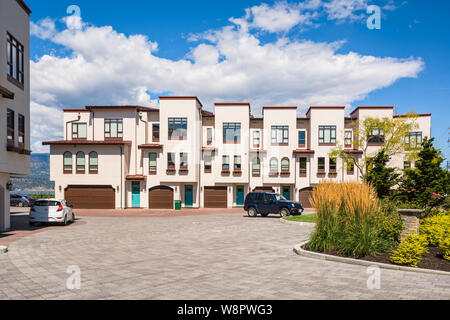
(6, 181, 13, 191)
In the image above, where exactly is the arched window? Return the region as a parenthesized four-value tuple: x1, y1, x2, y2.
(63, 152, 72, 173)
(76, 151, 85, 173)
(281, 157, 290, 172)
(252, 157, 261, 176)
(270, 157, 278, 172)
(89, 151, 98, 173)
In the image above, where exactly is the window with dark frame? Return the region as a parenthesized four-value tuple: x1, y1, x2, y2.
(252, 157, 261, 176)
(299, 157, 307, 176)
(105, 119, 123, 138)
(7, 33, 24, 85)
(63, 152, 72, 173)
(281, 157, 290, 172)
(368, 128, 384, 144)
(270, 157, 278, 173)
(298, 131, 306, 146)
(167, 153, 175, 168)
(223, 123, 241, 144)
(204, 153, 212, 173)
(207, 128, 213, 145)
(152, 124, 160, 142)
(89, 152, 98, 172)
(149, 152, 157, 173)
(168, 118, 187, 140)
(318, 126, 336, 144)
(271, 126, 289, 144)
(180, 153, 188, 168)
(253, 131, 260, 148)
(72, 123, 87, 139)
(329, 158, 337, 172)
(318, 157, 325, 172)
(76, 152, 85, 173)
(345, 131, 353, 147)
(18, 114, 25, 145)
(222, 155, 230, 171)
(234, 156, 241, 171)
(7, 109, 14, 143)
(405, 132, 422, 148)
(404, 161, 411, 169)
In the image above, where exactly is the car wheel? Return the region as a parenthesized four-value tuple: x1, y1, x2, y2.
(71, 213, 76, 223)
(18, 202, 23, 207)
(280, 208, 289, 217)
(62, 215, 68, 226)
(248, 207, 258, 217)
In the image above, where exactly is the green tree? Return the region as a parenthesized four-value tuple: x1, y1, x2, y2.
(400, 137, 449, 208)
(364, 150, 400, 198)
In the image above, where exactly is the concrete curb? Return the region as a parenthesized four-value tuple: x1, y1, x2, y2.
(0, 246, 8, 254)
(279, 217, 315, 227)
(294, 241, 450, 276)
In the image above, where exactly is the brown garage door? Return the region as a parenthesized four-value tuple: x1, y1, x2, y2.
(204, 187, 227, 208)
(149, 186, 174, 209)
(253, 187, 275, 193)
(65, 185, 115, 209)
(299, 188, 313, 208)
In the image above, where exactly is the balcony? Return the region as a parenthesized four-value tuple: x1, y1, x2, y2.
(221, 169, 230, 176)
(280, 171, 290, 177)
(269, 171, 279, 177)
(232, 169, 242, 177)
(179, 168, 189, 175)
(166, 168, 176, 175)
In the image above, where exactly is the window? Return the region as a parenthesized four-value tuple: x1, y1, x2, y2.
(180, 153, 188, 168)
(89, 152, 98, 173)
(105, 119, 123, 138)
(204, 153, 212, 173)
(271, 126, 289, 144)
(318, 157, 325, 172)
(329, 158, 337, 172)
(76, 152, 85, 173)
(252, 157, 261, 176)
(167, 153, 175, 168)
(7, 33, 24, 85)
(152, 124, 160, 142)
(281, 157, 290, 172)
(149, 152, 157, 174)
(223, 123, 241, 144)
(18, 114, 25, 145)
(222, 155, 230, 171)
(368, 128, 384, 144)
(72, 123, 87, 139)
(63, 152, 72, 173)
(347, 159, 355, 174)
(168, 118, 187, 140)
(270, 157, 278, 172)
(253, 131, 261, 148)
(404, 161, 411, 169)
(7, 109, 14, 142)
(405, 132, 422, 148)
(298, 131, 306, 146)
(319, 126, 336, 144)
(299, 157, 307, 176)
(345, 131, 353, 147)
(207, 128, 213, 145)
(234, 156, 241, 171)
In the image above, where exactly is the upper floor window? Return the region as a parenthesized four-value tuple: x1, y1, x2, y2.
(405, 132, 422, 148)
(345, 131, 353, 147)
(223, 123, 241, 144)
(318, 157, 325, 173)
(272, 126, 288, 145)
(281, 157, 290, 172)
(319, 126, 336, 144)
(152, 124, 160, 142)
(347, 158, 355, 174)
(368, 128, 384, 144)
(7, 109, 14, 143)
(105, 119, 123, 138)
(180, 153, 188, 168)
(252, 157, 261, 176)
(18, 114, 25, 145)
(72, 123, 87, 139)
(299, 157, 307, 176)
(234, 156, 241, 171)
(207, 128, 213, 145)
(270, 157, 278, 173)
(149, 152, 157, 174)
(7, 33, 24, 85)
(253, 131, 261, 148)
(222, 155, 230, 171)
(167, 153, 175, 168)
(204, 153, 212, 173)
(168, 118, 187, 140)
(63, 152, 72, 173)
(298, 131, 306, 146)
(76, 152, 85, 173)
(404, 161, 411, 169)
(329, 158, 337, 173)
(89, 152, 98, 173)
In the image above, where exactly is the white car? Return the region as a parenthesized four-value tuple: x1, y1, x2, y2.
(29, 199, 75, 226)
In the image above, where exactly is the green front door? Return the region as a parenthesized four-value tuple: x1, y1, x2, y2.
(236, 186, 245, 206)
(282, 186, 291, 200)
(185, 185, 193, 207)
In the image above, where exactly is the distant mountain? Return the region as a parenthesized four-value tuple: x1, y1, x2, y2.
(11, 153, 54, 191)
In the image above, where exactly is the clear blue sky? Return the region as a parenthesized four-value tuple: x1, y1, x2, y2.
(25, 0, 450, 162)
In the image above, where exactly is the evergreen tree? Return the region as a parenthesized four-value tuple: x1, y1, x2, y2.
(400, 137, 449, 208)
(364, 149, 400, 198)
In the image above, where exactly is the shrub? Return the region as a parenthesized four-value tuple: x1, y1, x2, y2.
(390, 234, 429, 267)
(420, 214, 450, 246)
(439, 237, 450, 261)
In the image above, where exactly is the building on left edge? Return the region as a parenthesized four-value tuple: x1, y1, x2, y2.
(0, 0, 31, 231)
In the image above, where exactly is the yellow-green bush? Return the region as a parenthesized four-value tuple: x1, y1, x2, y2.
(439, 237, 450, 261)
(420, 214, 450, 246)
(390, 234, 429, 267)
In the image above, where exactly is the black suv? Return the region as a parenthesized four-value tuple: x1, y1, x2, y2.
(244, 192, 304, 217)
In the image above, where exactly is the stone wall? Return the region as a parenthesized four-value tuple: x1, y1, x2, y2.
(398, 209, 423, 241)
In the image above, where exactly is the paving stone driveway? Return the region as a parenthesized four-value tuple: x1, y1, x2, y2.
(0, 214, 449, 300)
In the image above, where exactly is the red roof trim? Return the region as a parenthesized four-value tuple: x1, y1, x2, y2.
(214, 102, 250, 106)
(126, 175, 146, 181)
(350, 106, 394, 115)
(344, 149, 363, 154)
(263, 106, 297, 110)
(159, 96, 203, 107)
(293, 149, 315, 154)
(0, 85, 14, 99)
(306, 106, 345, 115)
(394, 113, 431, 118)
(42, 140, 131, 146)
(138, 144, 163, 149)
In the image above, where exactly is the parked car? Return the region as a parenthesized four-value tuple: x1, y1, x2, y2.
(244, 192, 304, 217)
(29, 199, 75, 226)
(10, 194, 35, 207)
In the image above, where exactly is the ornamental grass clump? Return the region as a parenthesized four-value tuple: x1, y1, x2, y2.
(308, 181, 400, 258)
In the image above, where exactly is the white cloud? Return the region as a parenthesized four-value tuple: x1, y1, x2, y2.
(30, 102, 64, 153)
(30, 3, 423, 150)
(30, 18, 56, 40)
(324, 0, 368, 22)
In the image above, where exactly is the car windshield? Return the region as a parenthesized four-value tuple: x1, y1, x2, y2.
(274, 194, 287, 201)
(34, 201, 60, 207)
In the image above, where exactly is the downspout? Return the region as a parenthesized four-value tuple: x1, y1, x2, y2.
(138, 112, 148, 176)
(120, 146, 123, 209)
(65, 113, 81, 140)
(92, 111, 95, 140)
(199, 108, 202, 208)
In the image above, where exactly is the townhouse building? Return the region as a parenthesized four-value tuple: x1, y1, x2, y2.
(0, 0, 31, 231)
(44, 97, 431, 210)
